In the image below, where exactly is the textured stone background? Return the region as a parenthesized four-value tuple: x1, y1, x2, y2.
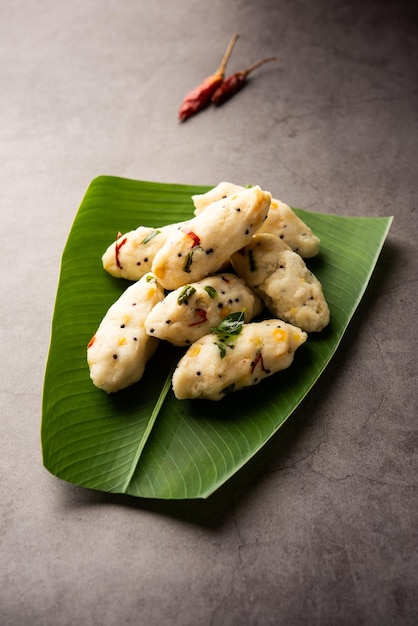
(1, 1, 417, 624)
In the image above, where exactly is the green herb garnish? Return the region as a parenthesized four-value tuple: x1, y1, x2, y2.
(204, 286, 217, 299)
(183, 250, 194, 273)
(215, 342, 226, 359)
(177, 285, 196, 305)
(211, 311, 245, 338)
(211, 311, 245, 358)
(141, 229, 161, 245)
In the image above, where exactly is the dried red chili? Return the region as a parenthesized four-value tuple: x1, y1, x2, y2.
(181, 228, 201, 248)
(115, 233, 128, 269)
(188, 309, 208, 326)
(250, 351, 270, 375)
(211, 56, 279, 106)
(178, 34, 239, 122)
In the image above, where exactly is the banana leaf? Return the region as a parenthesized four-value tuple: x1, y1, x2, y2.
(41, 176, 392, 499)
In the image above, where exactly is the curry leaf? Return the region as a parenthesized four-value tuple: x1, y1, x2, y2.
(210, 310, 245, 338)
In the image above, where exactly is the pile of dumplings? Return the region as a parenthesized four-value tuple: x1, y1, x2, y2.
(87, 182, 330, 401)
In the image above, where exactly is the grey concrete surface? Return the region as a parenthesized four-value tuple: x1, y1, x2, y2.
(1, 0, 417, 624)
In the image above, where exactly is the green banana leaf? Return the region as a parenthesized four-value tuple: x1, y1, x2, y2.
(41, 176, 392, 499)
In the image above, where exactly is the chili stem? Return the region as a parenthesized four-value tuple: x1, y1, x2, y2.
(241, 56, 280, 78)
(214, 33, 240, 78)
